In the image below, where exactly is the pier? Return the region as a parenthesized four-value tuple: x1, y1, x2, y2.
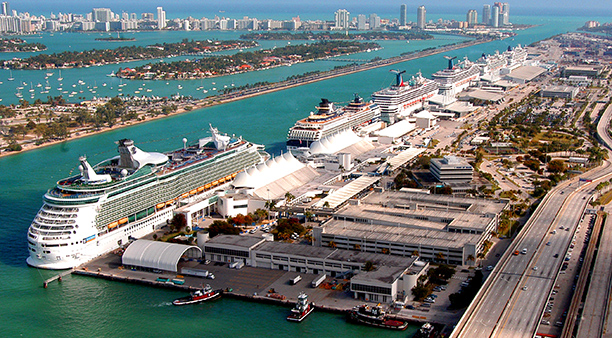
(43, 268, 74, 288)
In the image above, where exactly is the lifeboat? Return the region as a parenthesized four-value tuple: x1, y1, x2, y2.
(197, 186, 205, 192)
(231, 172, 237, 178)
(181, 193, 189, 198)
(166, 200, 174, 206)
(189, 189, 197, 195)
(212, 180, 219, 186)
(156, 203, 165, 209)
(204, 183, 212, 189)
(219, 177, 226, 183)
(224, 175, 232, 181)
(108, 221, 118, 229)
(119, 217, 128, 225)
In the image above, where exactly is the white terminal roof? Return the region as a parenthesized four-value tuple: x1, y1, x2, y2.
(314, 175, 380, 209)
(233, 152, 304, 189)
(414, 110, 436, 120)
(309, 130, 362, 155)
(376, 119, 416, 138)
(380, 147, 425, 173)
(122, 239, 202, 272)
(507, 65, 547, 81)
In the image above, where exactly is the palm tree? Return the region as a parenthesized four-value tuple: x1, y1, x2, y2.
(285, 192, 295, 202)
(467, 254, 475, 265)
(435, 252, 445, 263)
(412, 250, 419, 257)
(328, 240, 337, 248)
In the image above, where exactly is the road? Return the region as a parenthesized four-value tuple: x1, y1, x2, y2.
(451, 94, 612, 338)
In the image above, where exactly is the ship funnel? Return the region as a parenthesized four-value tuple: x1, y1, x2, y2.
(390, 70, 406, 87)
(182, 138, 187, 150)
(444, 56, 458, 70)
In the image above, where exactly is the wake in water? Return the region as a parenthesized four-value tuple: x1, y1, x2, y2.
(154, 301, 174, 307)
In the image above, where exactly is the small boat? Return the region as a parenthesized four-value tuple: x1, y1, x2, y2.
(8, 70, 14, 81)
(348, 304, 408, 330)
(107, 71, 116, 77)
(172, 284, 222, 306)
(57, 70, 63, 81)
(287, 292, 314, 322)
(413, 322, 436, 338)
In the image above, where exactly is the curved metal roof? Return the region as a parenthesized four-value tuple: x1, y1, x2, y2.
(122, 239, 202, 272)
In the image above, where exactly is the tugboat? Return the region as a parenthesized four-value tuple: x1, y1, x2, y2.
(172, 284, 222, 306)
(287, 292, 314, 322)
(348, 304, 408, 330)
(413, 322, 435, 338)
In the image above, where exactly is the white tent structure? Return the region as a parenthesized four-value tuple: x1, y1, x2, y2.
(232, 151, 305, 190)
(309, 130, 363, 155)
(122, 239, 202, 272)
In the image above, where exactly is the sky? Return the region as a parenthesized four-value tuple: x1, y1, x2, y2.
(9, 0, 612, 18)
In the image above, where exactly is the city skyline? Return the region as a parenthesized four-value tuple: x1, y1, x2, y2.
(5, 0, 612, 18)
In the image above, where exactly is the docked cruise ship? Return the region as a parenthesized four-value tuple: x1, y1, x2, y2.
(503, 45, 528, 70)
(286, 94, 380, 153)
(26, 125, 265, 269)
(371, 70, 439, 123)
(475, 52, 508, 77)
(432, 56, 481, 97)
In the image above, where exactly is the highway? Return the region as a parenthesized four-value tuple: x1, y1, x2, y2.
(452, 96, 612, 338)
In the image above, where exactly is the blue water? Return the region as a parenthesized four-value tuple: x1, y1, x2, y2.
(0, 14, 598, 337)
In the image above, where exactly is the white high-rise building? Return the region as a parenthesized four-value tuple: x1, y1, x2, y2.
(501, 2, 510, 25)
(92, 8, 112, 22)
(417, 6, 426, 29)
(1, 2, 9, 16)
(491, 5, 500, 28)
(157, 6, 166, 30)
(399, 4, 407, 26)
(369, 14, 380, 29)
(357, 14, 366, 30)
(334, 9, 349, 30)
(466, 10, 478, 26)
(482, 4, 491, 25)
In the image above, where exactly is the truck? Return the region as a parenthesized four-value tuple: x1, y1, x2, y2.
(229, 260, 245, 270)
(291, 275, 302, 285)
(311, 274, 326, 288)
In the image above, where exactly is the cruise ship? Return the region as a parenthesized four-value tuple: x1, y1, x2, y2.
(503, 45, 528, 70)
(432, 56, 481, 97)
(286, 94, 380, 153)
(371, 70, 439, 123)
(26, 125, 265, 269)
(475, 52, 508, 77)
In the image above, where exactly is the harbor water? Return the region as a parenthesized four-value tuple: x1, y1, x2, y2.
(0, 14, 599, 337)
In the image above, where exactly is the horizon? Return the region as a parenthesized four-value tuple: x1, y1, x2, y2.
(8, 1, 612, 20)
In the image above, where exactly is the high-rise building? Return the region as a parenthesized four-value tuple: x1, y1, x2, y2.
(491, 4, 500, 27)
(369, 14, 380, 29)
(501, 2, 509, 25)
(334, 9, 350, 29)
(1, 2, 9, 16)
(92, 8, 112, 22)
(399, 4, 407, 26)
(466, 10, 478, 26)
(482, 4, 491, 25)
(417, 5, 426, 29)
(157, 6, 166, 29)
(357, 14, 367, 30)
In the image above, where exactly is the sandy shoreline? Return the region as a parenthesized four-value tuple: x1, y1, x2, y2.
(0, 37, 492, 159)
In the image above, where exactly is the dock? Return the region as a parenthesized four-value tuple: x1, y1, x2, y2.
(43, 268, 74, 288)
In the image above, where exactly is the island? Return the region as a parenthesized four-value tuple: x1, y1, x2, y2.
(117, 40, 381, 80)
(0, 38, 46, 52)
(239, 31, 434, 41)
(1, 38, 258, 70)
(95, 34, 136, 42)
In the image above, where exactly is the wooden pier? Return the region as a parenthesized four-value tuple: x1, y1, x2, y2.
(43, 269, 74, 288)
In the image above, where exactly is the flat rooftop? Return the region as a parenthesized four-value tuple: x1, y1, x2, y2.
(322, 219, 482, 248)
(205, 234, 265, 248)
(507, 66, 547, 81)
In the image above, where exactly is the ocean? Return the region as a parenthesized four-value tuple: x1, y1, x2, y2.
(0, 14, 600, 337)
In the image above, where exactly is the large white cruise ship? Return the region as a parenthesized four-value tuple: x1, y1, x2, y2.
(503, 44, 528, 70)
(286, 94, 380, 153)
(371, 70, 439, 123)
(475, 52, 508, 77)
(26, 125, 265, 269)
(432, 56, 481, 97)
